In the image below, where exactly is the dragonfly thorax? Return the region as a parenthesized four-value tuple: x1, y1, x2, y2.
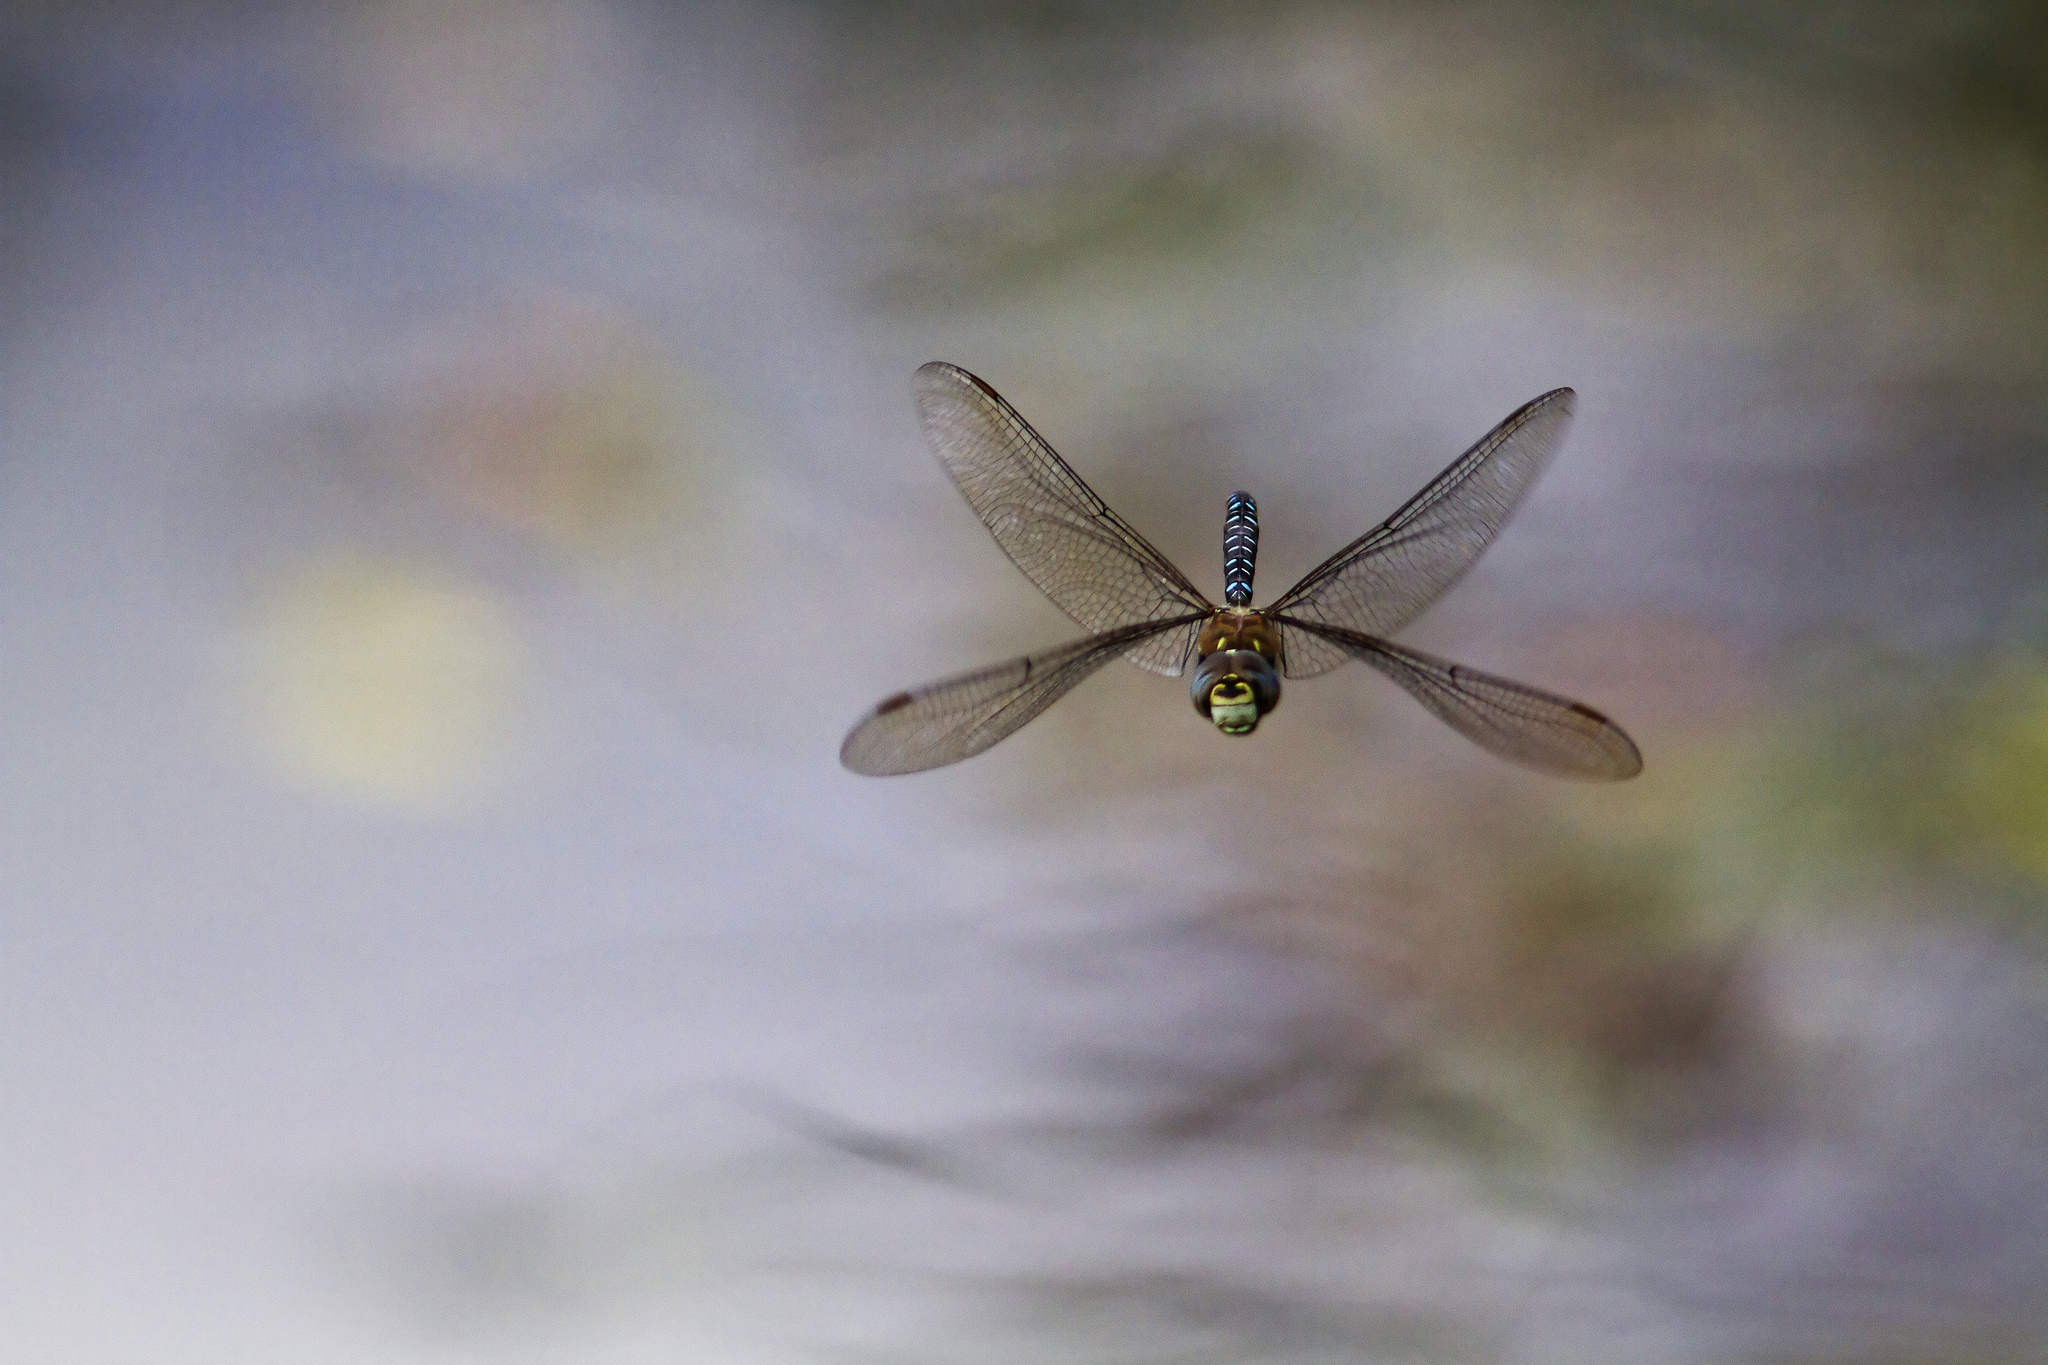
(1196, 610, 1278, 658)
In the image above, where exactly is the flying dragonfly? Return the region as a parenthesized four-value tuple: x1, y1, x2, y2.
(840, 363, 1641, 780)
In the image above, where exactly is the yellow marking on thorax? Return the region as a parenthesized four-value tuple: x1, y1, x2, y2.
(1197, 610, 1278, 660)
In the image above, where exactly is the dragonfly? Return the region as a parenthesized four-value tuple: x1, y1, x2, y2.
(840, 363, 1641, 780)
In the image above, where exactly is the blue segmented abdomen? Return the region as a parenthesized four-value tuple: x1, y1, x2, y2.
(1223, 491, 1259, 607)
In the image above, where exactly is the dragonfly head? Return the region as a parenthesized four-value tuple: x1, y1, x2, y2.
(1190, 648, 1280, 736)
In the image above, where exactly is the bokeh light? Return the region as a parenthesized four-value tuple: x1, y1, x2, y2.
(242, 558, 523, 811)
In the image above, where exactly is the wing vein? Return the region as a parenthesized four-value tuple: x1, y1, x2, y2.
(917, 363, 1213, 675)
(841, 614, 1208, 775)
(1268, 389, 1576, 678)
(1272, 616, 1641, 780)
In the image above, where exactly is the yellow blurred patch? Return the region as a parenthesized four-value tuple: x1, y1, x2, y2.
(245, 560, 524, 812)
(1941, 668, 2048, 882)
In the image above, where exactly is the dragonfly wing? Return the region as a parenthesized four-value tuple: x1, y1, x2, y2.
(1275, 617, 1641, 779)
(916, 362, 1214, 676)
(841, 615, 1206, 776)
(1268, 389, 1577, 678)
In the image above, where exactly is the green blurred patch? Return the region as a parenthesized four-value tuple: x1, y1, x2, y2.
(1375, 632, 2048, 1170)
(872, 128, 1404, 311)
(1456, 810, 1760, 1160)
(1751, 642, 2048, 897)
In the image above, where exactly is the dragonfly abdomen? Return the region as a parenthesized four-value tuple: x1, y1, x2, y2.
(1224, 491, 1258, 607)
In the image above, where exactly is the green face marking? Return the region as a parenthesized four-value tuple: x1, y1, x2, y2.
(1208, 678, 1260, 735)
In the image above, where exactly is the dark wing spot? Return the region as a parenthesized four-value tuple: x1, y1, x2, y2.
(968, 374, 1000, 400)
(876, 692, 915, 716)
(1568, 702, 1608, 723)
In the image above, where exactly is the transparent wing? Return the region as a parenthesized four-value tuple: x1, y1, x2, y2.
(841, 615, 1206, 776)
(1275, 617, 1641, 780)
(916, 362, 1214, 675)
(1268, 389, 1577, 678)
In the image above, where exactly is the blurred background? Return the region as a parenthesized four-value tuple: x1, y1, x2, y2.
(4, 2, 2048, 1361)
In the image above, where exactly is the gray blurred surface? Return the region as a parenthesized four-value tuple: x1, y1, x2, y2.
(4, 4, 2048, 1362)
